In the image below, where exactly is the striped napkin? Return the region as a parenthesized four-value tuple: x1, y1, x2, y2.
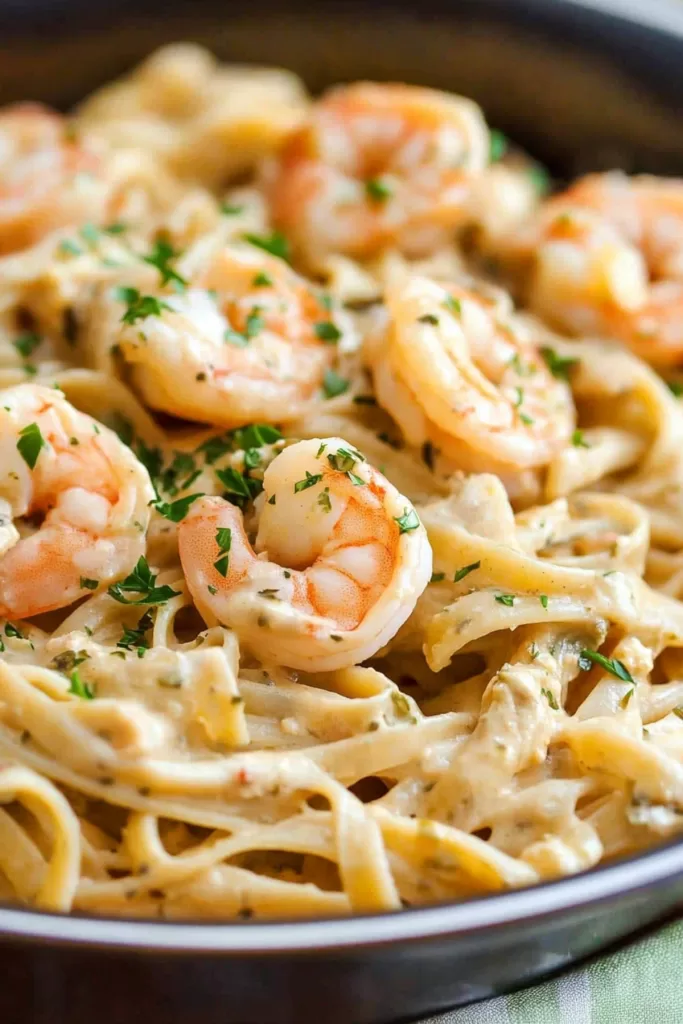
(426, 917, 682, 1023)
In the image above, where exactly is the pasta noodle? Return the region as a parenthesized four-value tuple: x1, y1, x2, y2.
(1, 44, 683, 921)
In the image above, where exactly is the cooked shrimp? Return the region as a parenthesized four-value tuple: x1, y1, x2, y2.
(268, 82, 489, 264)
(515, 174, 683, 366)
(178, 438, 432, 671)
(369, 274, 574, 475)
(114, 245, 346, 427)
(0, 104, 105, 256)
(0, 384, 154, 619)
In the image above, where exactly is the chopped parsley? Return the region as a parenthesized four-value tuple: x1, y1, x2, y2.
(578, 648, 634, 683)
(540, 346, 579, 380)
(453, 561, 480, 583)
(619, 687, 635, 710)
(539, 594, 548, 609)
(443, 294, 462, 316)
(117, 610, 154, 653)
(353, 395, 377, 406)
(418, 313, 439, 325)
(430, 572, 446, 583)
(495, 593, 515, 606)
(365, 177, 393, 202)
(528, 163, 551, 195)
(667, 380, 683, 398)
(673, 707, 683, 720)
(79, 577, 99, 591)
(252, 271, 273, 287)
(214, 527, 232, 576)
(314, 321, 342, 343)
(322, 369, 350, 399)
(13, 332, 41, 359)
(108, 557, 180, 606)
(153, 492, 204, 522)
(224, 328, 250, 347)
(68, 669, 94, 700)
(541, 687, 559, 710)
(117, 287, 171, 325)
(143, 240, 188, 289)
(327, 446, 364, 474)
(244, 309, 265, 339)
(394, 508, 420, 534)
(216, 466, 262, 509)
(317, 487, 332, 512)
(294, 471, 323, 493)
(268, 494, 276, 505)
(572, 429, 590, 448)
(17, 422, 45, 469)
(233, 424, 282, 450)
(220, 202, 244, 216)
(5, 622, 26, 640)
(489, 129, 508, 162)
(242, 231, 290, 262)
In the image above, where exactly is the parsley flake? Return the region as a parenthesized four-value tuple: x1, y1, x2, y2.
(323, 369, 350, 399)
(68, 669, 94, 700)
(213, 527, 232, 577)
(572, 429, 590, 448)
(495, 593, 515, 606)
(117, 287, 171, 325)
(143, 240, 188, 289)
(294, 471, 323, 493)
(314, 321, 342, 343)
(394, 508, 420, 534)
(17, 422, 45, 469)
(541, 687, 559, 710)
(243, 231, 290, 262)
(540, 346, 579, 380)
(13, 332, 41, 359)
(365, 177, 393, 202)
(578, 649, 634, 683)
(154, 492, 204, 522)
(453, 561, 480, 583)
(107, 557, 180, 606)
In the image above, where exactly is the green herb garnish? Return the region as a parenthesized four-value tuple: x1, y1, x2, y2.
(17, 422, 45, 469)
(578, 649, 634, 683)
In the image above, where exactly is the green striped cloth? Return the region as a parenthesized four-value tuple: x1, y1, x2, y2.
(427, 917, 682, 1023)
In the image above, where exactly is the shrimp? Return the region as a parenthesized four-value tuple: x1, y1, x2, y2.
(268, 82, 489, 264)
(0, 104, 105, 256)
(514, 173, 683, 367)
(178, 438, 432, 671)
(0, 384, 154, 619)
(368, 274, 574, 475)
(113, 245, 346, 427)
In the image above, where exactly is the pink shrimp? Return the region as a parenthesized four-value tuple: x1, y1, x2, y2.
(268, 82, 489, 265)
(515, 173, 683, 367)
(0, 384, 154, 619)
(0, 103, 105, 255)
(178, 438, 432, 671)
(115, 245, 345, 427)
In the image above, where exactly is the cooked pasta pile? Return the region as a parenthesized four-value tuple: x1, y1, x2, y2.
(2, 44, 683, 921)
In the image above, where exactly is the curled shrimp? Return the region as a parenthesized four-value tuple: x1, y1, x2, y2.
(0, 103, 105, 256)
(112, 245, 346, 427)
(0, 384, 154, 619)
(368, 274, 574, 475)
(178, 437, 432, 671)
(515, 173, 683, 367)
(268, 82, 489, 264)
